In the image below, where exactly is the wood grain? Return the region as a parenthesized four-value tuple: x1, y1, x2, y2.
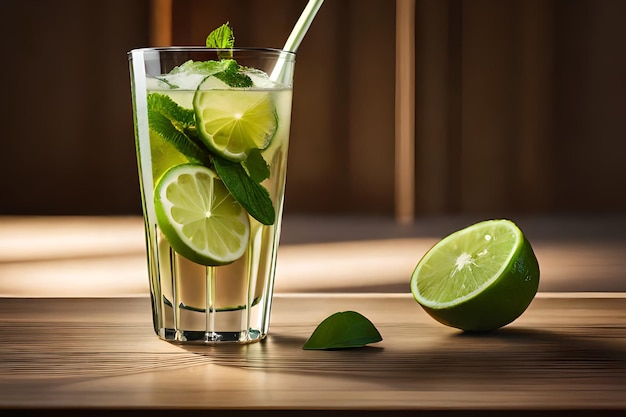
(0, 294, 624, 414)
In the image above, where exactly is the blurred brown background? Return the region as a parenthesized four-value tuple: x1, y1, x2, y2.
(1, 0, 624, 218)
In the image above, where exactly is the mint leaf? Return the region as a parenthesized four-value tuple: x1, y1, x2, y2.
(206, 22, 235, 60)
(148, 92, 195, 127)
(147, 93, 211, 165)
(202, 24, 252, 87)
(212, 59, 253, 88)
(212, 156, 275, 225)
(206, 22, 235, 48)
(242, 149, 270, 183)
(214, 69, 253, 88)
(302, 311, 383, 350)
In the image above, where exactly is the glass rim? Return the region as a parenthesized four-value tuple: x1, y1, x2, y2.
(128, 46, 295, 57)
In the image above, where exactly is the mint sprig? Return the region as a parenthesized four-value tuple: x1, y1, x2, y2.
(204, 23, 252, 87)
(147, 22, 276, 226)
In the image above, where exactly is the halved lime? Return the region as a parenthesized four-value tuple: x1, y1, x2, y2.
(410, 219, 540, 332)
(193, 77, 278, 162)
(154, 163, 250, 266)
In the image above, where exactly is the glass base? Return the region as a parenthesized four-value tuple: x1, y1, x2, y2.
(159, 328, 264, 344)
(154, 295, 270, 344)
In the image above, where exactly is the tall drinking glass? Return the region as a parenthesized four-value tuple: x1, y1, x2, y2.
(128, 48, 295, 344)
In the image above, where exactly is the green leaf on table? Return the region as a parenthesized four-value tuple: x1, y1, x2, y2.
(302, 311, 383, 350)
(212, 155, 275, 225)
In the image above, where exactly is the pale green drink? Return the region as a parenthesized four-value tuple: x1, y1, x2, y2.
(129, 47, 295, 344)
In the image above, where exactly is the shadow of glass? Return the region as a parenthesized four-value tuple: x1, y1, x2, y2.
(174, 325, 626, 392)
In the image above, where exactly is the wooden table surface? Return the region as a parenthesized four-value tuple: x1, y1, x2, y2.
(0, 293, 624, 415)
(1, 215, 625, 415)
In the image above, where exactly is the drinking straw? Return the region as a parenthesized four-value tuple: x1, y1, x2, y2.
(270, 0, 324, 82)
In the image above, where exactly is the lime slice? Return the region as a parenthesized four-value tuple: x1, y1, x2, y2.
(154, 163, 250, 266)
(193, 78, 278, 162)
(410, 219, 540, 332)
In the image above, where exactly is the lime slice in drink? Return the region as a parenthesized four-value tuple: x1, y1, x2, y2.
(193, 77, 278, 162)
(154, 163, 250, 266)
(410, 219, 540, 332)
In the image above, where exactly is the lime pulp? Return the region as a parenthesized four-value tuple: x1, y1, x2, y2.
(193, 77, 278, 162)
(154, 163, 250, 266)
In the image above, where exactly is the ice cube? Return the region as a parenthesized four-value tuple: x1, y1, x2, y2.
(146, 76, 171, 90)
(246, 69, 275, 88)
(196, 75, 229, 91)
(158, 72, 208, 90)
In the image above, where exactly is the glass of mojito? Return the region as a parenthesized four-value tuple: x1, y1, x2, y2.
(128, 33, 295, 344)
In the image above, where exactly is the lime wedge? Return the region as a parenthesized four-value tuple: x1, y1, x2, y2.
(154, 163, 250, 266)
(410, 219, 540, 332)
(193, 77, 278, 162)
